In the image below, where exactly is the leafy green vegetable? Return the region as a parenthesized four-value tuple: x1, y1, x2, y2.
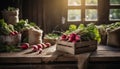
(0, 44, 21, 52)
(69, 24, 77, 31)
(14, 19, 40, 32)
(44, 33, 60, 39)
(7, 6, 16, 11)
(78, 24, 85, 30)
(8, 24, 15, 32)
(86, 23, 101, 43)
(0, 19, 12, 35)
(64, 23, 101, 43)
(64, 24, 77, 34)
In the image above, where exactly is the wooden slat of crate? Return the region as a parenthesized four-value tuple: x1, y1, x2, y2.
(57, 40, 75, 47)
(56, 44, 97, 55)
(56, 40, 97, 55)
(57, 45, 75, 54)
(75, 41, 97, 48)
(57, 40, 97, 48)
(75, 45, 97, 54)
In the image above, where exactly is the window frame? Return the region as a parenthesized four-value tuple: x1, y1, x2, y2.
(67, 0, 98, 24)
(64, 0, 120, 25)
(109, 0, 120, 22)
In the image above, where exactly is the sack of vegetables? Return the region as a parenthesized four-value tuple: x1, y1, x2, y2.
(106, 22, 120, 47)
(2, 7, 19, 25)
(0, 19, 21, 45)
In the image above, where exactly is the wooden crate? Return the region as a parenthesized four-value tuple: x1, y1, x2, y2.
(56, 40, 97, 55)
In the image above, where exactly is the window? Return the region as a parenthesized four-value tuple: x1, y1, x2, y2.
(65, 0, 120, 24)
(68, 9, 81, 21)
(85, 0, 98, 5)
(68, 0, 81, 6)
(85, 9, 97, 21)
(67, 0, 98, 23)
(109, 0, 120, 21)
(110, 0, 120, 5)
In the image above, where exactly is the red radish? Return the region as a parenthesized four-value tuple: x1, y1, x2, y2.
(14, 31, 18, 35)
(45, 42, 51, 47)
(70, 33, 76, 39)
(20, 43, 29, 49)
(66, 35, 70, 40)
(32, 45, 39, 52)
(41, 43, 46, 49)
(37, 44, 43, 49)
(10, 32, 15, 36)
(60, 34, 67, 40)
(72, 40, 77, 43)
(75, 35, 80, 41)
(68, 37, 73, 42)
(39, 48, 42, 54)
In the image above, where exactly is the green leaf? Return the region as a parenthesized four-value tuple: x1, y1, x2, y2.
(69, 24, 77, 32)
(78, 24, 85, 30)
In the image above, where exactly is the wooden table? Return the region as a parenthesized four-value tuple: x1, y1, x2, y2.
(0, 45, 120, 69)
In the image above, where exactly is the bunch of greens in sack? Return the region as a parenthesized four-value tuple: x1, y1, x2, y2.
(106, 22, 120, 32)
(14, 19, 40, 43)
(0, 19, 18, 36)
(0, 19, 20, 52)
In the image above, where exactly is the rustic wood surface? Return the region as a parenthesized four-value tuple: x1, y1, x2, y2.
(0, 45, 91, 63)
(0, 45, 120, 63)
(90, 45, 120, 62)
(0, 45, 120, 69)
(0, 45, 91, 69)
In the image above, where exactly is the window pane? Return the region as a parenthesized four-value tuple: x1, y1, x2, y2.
(68, 9, 81, 21)
(85, 0, 98, 5)
(109, 9, 120, 20)
(68, 0, 81, 6)
(85, 9, 97, 21)
(110, 0, 120, 5)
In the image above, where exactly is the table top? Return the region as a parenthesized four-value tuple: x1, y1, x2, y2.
(90, 45, 120, 62)
(0, 45, 120, 63)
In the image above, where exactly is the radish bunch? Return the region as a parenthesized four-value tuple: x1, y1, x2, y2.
(10, 31, 19, 36)
(60, 33, 80, 43)
(20, 42, 51, 53)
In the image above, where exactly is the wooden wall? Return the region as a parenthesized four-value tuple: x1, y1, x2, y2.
(0, 0, 65, 34)
(22, 0, 66, 34)
(22, 0, 43, 30)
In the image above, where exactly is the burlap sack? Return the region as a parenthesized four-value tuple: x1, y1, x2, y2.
(2, 9, 19, 24)
(107, 27, 120, 47)
(97, 26, 107, 44)
(28, 28, 43, 45)
(0, 33, 21, 45)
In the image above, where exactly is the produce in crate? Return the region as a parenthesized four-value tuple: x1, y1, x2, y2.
(63, 23, 101, 43)
(57, 23, 100, 54)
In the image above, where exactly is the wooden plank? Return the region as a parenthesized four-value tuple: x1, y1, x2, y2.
(97, 45, 120, 51)
(90, 45, 120, 62)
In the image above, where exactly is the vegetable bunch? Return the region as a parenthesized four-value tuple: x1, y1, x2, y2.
(63, 23, 101, 43)
(0, 19, 18, 35)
